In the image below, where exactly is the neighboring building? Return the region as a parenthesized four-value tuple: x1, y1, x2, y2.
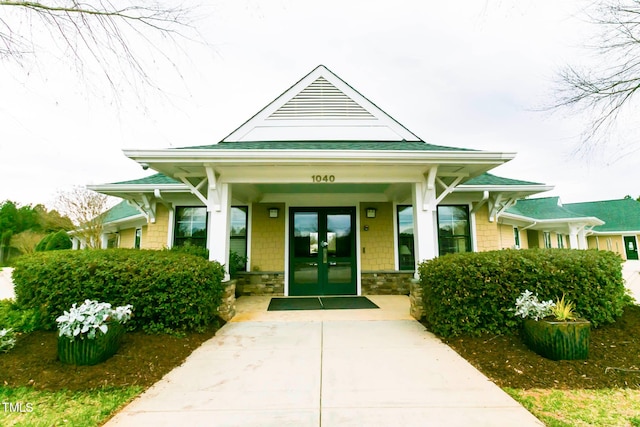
(85, 65, 634, 297)
(564, 198, 640, 261)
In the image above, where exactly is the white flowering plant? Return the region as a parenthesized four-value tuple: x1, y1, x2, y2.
(56, 300, 133, 340)
(513, 290, 555, 321)
(0, 328, 16, 353)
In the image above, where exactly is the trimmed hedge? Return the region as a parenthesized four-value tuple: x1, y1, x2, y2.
(12, 249, 225, 333)
(34, 231, 72, 252)
(418, 249, 628, 337)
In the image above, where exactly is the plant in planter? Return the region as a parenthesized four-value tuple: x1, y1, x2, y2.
(0, 328, 16, 353)
(514, 290, 590, 361)
(56, 300, 133, 366)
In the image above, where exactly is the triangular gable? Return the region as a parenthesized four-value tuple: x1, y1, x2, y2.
(223, 65, 421, 142)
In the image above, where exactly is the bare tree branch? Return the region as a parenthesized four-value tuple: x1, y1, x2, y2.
(554, 0, 640, 155)
(0, 1, 202, 101)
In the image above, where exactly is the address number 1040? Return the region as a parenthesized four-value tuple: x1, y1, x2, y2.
(311, 175, 335, 183)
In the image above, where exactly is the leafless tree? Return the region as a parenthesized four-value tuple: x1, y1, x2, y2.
(0, 1, 200, 97)
(555, 0, 640, 156)
(55, 187, 110, 249)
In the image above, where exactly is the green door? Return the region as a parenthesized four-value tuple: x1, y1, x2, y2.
(624, 236, 639, 260)
(289, 207, 357, 296)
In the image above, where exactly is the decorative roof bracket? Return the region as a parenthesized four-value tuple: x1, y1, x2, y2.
(487, 194, 517, 222)
(177, 175, 209, 207)
(422, 166, 438, 211)
(471, 191, 490, 214)
(205, 165, 222, 212)
(434, 174, 466, 206)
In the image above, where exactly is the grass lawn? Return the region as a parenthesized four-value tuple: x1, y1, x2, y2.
(0, 386, 142, 427)
(444, 304, 640, 426)
(0, 322, 220, 426)
(506, 388, 640, 427)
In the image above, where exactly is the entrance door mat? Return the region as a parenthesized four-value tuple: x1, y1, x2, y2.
(267, 296, 379, 311)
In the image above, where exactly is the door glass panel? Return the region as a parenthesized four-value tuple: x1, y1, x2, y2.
(327, 261, 352, 284)
(293, 212, 318, 257)
(294, 262, 319, 285)
(327, 214, 352, 257)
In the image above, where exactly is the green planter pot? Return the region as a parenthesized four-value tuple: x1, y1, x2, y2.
(522, 318, 590, 360)
(58, 323, 125, 366)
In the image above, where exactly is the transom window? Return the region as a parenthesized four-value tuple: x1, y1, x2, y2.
(437, 205, 471, 256)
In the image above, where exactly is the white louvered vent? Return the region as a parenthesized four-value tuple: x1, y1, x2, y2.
(268, 77, 375, 120)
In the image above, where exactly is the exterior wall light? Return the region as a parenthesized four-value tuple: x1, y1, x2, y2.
(366, 207, 377, 218)
(269, 207, 280, 218)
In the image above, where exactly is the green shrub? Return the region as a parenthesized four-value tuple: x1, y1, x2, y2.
(34, 233, 53, 252)
(44, 230, 72, 251)
(418, 249, 628, 337)
(169, 243, 209, 260)
(0, 300, 40, 333)
(11, 249, 225, 333)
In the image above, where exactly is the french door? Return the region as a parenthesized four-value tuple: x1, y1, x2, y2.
(289, 207, 356, 296)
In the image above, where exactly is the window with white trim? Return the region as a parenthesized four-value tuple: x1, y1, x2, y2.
(174, 207, 208, 248)
(396, 205, 415, 270)
(543, 232, 552, 249)
(437, 205, 472, 255)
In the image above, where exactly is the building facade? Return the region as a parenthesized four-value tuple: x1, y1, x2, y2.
(86, 65, 638, 296)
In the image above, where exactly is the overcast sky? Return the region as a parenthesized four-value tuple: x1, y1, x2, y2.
(1, 0, 638, 208)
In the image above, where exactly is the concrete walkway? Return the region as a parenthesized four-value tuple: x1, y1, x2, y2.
(624, 260, 640, 303)
(106, 296, 543, 427)
(0, 268, 15, 300)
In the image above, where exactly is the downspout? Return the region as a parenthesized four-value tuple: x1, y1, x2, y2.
(521, 221, 537, 231)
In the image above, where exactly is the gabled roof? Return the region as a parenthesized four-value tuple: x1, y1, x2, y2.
(462, 172, 544, 187)
(222, 65, 423, 142)
(102, 200, 144, 223)
(505, 197, 584, 220)
(111, 173, 180, 185)
(564, 198, 640, 233)
(180, 141, 471, 151)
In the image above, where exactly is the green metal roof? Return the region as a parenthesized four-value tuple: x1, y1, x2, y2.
(103, 200, 143, 223)
(177, 141, 474, 152)
(564, 198, 640, 232)
(110, 173, 181, 185)
(505, 197, 590, 220)
(463, 172, 544, 186)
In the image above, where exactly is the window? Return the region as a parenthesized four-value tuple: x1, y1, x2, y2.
(134, 228, 142, 249)
(437, 205, 471, 255)
(396, 205, 415, 270)
(513, 227, 520, 249)
(543, 232, 552, 248)
(230, 206, 248, 270)
(174, 207, 208, 248)
(557, 233, 564, 249)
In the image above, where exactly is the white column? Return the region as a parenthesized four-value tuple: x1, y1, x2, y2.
(207, 182, 231, 281)
(412, 181, 438, 279)
(577, 228, 587, 249)
(101, 233, 109, 249)
(568, 225, 588, 250)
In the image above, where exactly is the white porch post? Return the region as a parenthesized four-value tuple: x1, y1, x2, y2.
(207, 182, 232, 281)
(568, 225, 586, 249)
(412, 168, 438, 279)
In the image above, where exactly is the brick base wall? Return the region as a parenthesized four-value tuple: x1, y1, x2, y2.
(235, 272, 285, 296)
(361, 271, 414, 295)
(235, 270, 415, 296)
(409, 279, 425, 321)
(215, 280, 236, 321)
